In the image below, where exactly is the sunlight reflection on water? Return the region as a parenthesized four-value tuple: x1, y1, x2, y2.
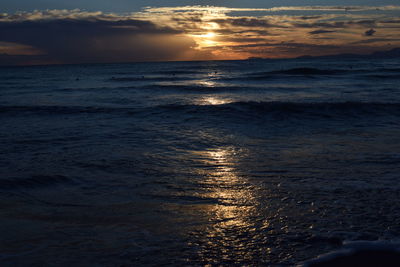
(189, 146, 269, 264)
(197, 95, 233, 105)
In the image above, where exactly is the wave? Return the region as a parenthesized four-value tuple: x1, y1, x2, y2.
(247, 67, 346, 78)
(242, 67, 400, 81)
(158, 101, 400, 113)
(155, 101, 400, 119)
(223, 67, 350, 81)
(0, 175, 72, 190)
(302, 240, 400, 267)
(57, 84, 303, 93)
(142, 84, 248, 92)
(153, 70, 204, 75)
(0, 76, 33, 81)
(268, 67, 345, 75)
(2, 102, 400, 119)
(108, 76, 193, 82)
(0, 105, 136, 115)
(107, 67, 400, 79)
(365, 74, 400, 80)
(58, 86, 138, 92)
(376, 68, 400, 73)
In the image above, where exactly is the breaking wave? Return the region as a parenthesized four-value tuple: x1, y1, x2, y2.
(2, 102, 400, 119)
(155, 101, 400, 119)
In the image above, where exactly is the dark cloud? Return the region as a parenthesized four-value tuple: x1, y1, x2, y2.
(353, 38, 400, 44)
(0, 53, 53, 65)
(293, 21, 346, 28)
(299, 16, 323, 20)
(347, 20, 376, 27)
(228, 42, 338, 50)
(172, 15, 203, 23)
(0, 17, 211, 65)
(215, 29, 270, 36)
(228, 41, 382, 58)
(365, 28, 376, 36)
(219, 37, 267, 43)
(212, 18, 276, 28)
(170, 14, 205, 31)
(294, 20, 377, 29)
(381, 19, 400, 24)
(309, 30, 336, 35)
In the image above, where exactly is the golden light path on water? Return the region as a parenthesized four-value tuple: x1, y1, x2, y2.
(197, 95, 232, 105)
(190, 146, 270, 263)
(194, 76, 234, 105)
(202, 148, 254, 227)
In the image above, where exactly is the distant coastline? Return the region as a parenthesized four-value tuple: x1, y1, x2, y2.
(297, 47, 400, 60)
(2, 47, 400, 67)
(246, 47, 400, 61)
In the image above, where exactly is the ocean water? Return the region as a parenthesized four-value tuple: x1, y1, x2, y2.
(0, 58, 400, 266)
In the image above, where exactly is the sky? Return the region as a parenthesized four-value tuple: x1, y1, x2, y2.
(1, 1, 400, 65)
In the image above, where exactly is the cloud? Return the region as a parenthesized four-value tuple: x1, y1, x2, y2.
(294, 21, 347, 28)
(381, 19, 400, 24)
(309, 30, 336, 35)
(0, 11, 214, 65)
(1, 6, 400, 65)
(352, 38, 400, 44)
(212, 18, 274, 28)
(215, 29, 271, 36)
(365, 28, 377, 36)
(225, 41, 388, 58)
(144, 5, 400, 13)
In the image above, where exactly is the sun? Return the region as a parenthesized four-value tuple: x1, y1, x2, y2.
(189, 31, 218, 48)
(186, 18, 222, 48)
(195, 32, 216, 39)
(204, 32, 216, 38)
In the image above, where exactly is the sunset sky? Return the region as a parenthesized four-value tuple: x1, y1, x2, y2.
(1, 1, 400, 65)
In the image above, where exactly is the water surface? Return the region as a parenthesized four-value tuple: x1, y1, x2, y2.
(1, 58, 400, 265)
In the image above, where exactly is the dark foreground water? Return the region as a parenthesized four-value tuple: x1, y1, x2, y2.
(1, 58, 400, 266)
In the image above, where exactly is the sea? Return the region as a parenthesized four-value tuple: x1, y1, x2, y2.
(1, 57, 400, 266)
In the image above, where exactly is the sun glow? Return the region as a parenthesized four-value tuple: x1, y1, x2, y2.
(191, 31, 217, 48)
(204, 32, 216, 38)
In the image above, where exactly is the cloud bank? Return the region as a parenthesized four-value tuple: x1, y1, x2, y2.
(1, 6, 400, 65)
(143, 5, 400, 13)
(0, 10, 214, 65)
